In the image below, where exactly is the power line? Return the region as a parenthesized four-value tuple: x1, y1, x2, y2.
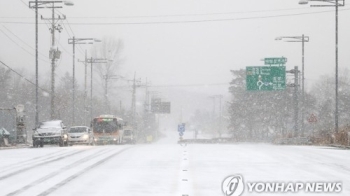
(1, 25, 48, 59)
(60, 20, 85, 56)
(1, 8, 349, 25)
(0, 6, 324, 19)
(55, 9, 88, 56)
(149, 83, 229, 88)
(0, 60, 49, 93)
(0, 27, 50, 64)
(65, 19, 86, 55)
(19, 0, 29, 9)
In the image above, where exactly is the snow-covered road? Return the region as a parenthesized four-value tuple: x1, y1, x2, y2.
(0, 131, 349, 196)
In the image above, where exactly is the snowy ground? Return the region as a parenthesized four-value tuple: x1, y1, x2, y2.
(0, 130, 349, 196)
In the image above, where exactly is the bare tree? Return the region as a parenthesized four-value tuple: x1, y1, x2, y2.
(91, 37, 124, 113)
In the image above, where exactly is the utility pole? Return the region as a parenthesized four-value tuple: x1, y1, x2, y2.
(69, 38, 100, 125)
(128, 73, 145, 131)
(301, 34, 305, 136)
(78, 50, 89, 125)
(294, 66, 299, 137)
(288, 66, 300, 137)
(41, 4, 66, 119)
(275, 35, 309, 136)
(299, 0, 345, 134)
(210, 95, 223, 137)
(78, 51, 88, 125)
(103, 74, 123, 113)
(86, 58, 110, 120)
(131, 73, 136, 128)
(131, 73, 138, 130)
(144, 78, 150, 113)
(286, 66, 300, 137)
(209, 96, 216, 119)
(84, 50, 87, 123)
(217, 95, 223, 137)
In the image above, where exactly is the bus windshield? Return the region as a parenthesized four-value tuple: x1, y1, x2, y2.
(92, 119, 119, 133)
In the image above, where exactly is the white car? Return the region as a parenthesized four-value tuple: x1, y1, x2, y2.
(68, 126, 93, 146)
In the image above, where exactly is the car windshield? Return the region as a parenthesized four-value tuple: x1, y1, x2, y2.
(68, 127, 87, 133)
(39, 121, 62, 128)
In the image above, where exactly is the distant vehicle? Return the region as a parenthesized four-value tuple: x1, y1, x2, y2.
(32, 120, 68, 147)
(91, 115, 124, 145)
(68, 126, 93, 146)
(123, 128, 135, 144)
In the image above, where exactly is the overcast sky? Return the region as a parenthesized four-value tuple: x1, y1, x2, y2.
(1, 0, 350, 124)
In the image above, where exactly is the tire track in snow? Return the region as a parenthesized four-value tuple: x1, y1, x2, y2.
(6, 148, 110, 196)
(0, 150, 71, 172)
(0, 150, 86, 181)
(37, 147, 132, 196)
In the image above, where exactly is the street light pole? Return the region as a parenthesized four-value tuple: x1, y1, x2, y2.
(302, 34, 305, 136)
(30, 0, 68, 125)
(294, 66, 299, 137)
(299, 0, 345, 134)
(86, 58, 110, 120)
(35, 0, 39, 127)
(33, 0, 39, 127)
(103, 74, 124, 113)
(72, 36, 75, 124)
(335, 0, 339, 134)
(275, 35, 309, 136)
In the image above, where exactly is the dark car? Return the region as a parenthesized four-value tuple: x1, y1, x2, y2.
(32, 120, 68, 147)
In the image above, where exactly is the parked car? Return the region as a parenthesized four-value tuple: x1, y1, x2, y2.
(32, 120, 68, 147)
(68, 126, 93, 146)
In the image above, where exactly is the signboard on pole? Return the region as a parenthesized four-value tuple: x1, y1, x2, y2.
(264, 57, 287, 65)
(151, 98, 161, 113)
(307, 114, 318, 123)
(178, 123, 185, 137)
(160, 102, 171, 113)
(151, 99, 171, 114)
(246, 66, 286, 91)
(178, 123, 185, 133)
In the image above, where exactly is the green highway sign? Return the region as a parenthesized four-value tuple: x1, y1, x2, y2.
(246, 66, 286, 91)
(264, 57, 287, 65)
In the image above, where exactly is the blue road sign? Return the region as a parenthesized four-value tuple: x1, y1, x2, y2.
(178, 123, 185, 132)
(179, 132, 184, 136)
